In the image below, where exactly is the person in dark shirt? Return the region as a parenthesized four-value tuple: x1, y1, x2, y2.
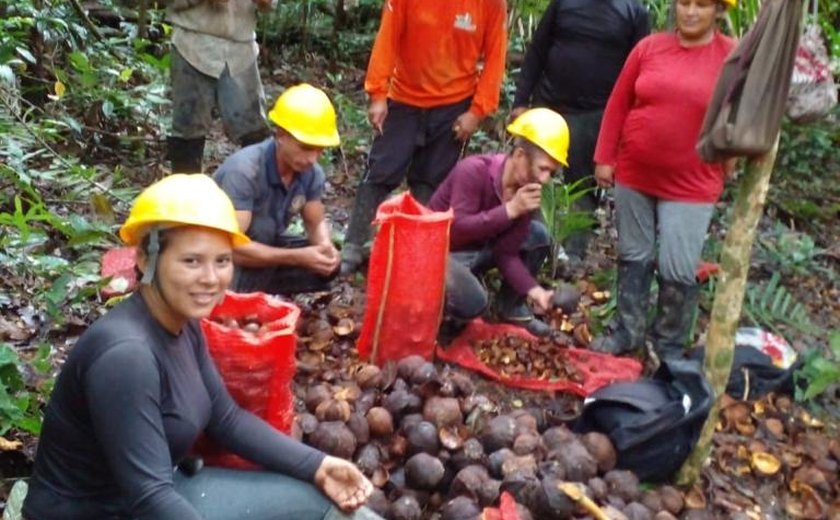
(23, 174, 380, 520)
(214, 84, 341, 296)
(512, 0, 649, 267)
(428, 109, 570, 338)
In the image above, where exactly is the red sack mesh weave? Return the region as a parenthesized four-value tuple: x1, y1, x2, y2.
(195, 291, 300, 469)
(100, 247, 138, 298)
(436, 319, 642, 397)
(357, 193, 453, 366)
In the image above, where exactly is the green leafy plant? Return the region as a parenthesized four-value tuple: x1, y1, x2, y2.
(0, 342, 52, 435)
(755, 223, 827, 277)
(742, 272, 816, 336)
(540, 176, 597, 277)
(795, 331, 840, 401)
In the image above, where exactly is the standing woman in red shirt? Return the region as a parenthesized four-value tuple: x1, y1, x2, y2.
(590, 0, 737, 361)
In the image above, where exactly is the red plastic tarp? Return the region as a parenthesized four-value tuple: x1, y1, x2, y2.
(436, 319, 642, 397)
(357, 193, 453, 365)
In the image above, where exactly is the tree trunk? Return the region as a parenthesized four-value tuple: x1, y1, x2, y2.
(675, 135, 780, 486)
(138, 0, 147, 39)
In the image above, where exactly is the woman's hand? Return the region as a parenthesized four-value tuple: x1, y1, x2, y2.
(594, 164, 615, 188)
(314, 456, 374, 512)
(510, 106, 528, 120)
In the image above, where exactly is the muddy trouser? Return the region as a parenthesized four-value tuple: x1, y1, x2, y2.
(342, 99, 470, 264)
(555, 108, 603, 258)
(614, 183, 713, 284)
(170, 46, 268, 144)
(232, 235, 338, 295)
(172, 467, 382, 520)
(366, 98, 471, 200)
(443, 220, 550, 323)
(615, 183, 714, 356)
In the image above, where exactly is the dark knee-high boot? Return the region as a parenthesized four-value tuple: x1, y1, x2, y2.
(168, 136, 205, 173)
(340, 183, 391, 276)
(590, 260, 655, 354)
(649, 279, 700, 360)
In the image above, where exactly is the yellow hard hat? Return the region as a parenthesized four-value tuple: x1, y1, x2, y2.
(721, 0, 736, 8)
(267, 84, 340, 147)
(120, 174, 250, 247)
(506, 108, 570, 167)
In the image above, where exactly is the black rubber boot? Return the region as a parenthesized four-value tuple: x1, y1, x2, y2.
(589, 260, 655, 354)
(340, 183, 391, 276)
(495, 228, 552, 336)
(496, 283, 552, 337)
(167, 136, 205, 173)
(238, 128, 270, 148)
(649, 279, 700, 360)
(408, 182, 436, 205)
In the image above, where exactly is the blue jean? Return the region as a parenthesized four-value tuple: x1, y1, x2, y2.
(614, 183, 714, 285)
(232, 235, 338, 295)
(444, 219, 551, 321)
(173, 467, 382, 520)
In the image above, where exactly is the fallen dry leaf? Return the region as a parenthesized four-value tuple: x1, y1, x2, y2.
(0, 436, 22, 451)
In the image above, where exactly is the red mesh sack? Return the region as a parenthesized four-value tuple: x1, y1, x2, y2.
(100, 247, 138, 298)
(436, 319, 642, 397)
(357, 193, 453, 365)
(195, 291, 300, 469)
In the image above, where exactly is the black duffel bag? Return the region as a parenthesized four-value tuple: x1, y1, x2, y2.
(574, 359, 713, 482)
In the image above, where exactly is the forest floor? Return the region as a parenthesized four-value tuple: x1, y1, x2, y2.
(1, 51, 838, 519)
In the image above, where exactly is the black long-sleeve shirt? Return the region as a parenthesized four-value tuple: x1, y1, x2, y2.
(23, 293, 325, 520)
(513, 0, 650, 113)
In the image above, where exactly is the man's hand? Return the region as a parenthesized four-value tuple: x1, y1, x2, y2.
(505, 182, 543, 219)
(452, 111, 480, 141)
(368, 99, 388, 135)
(510, 106, 528, 120)
(300, 244, 339, 276)
(527, 286, 554, 313)
(314, 456, 374, 512)
(594, 164, 615, 189)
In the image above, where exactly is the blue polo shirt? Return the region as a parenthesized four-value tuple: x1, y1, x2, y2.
(213, 138, 325, 247)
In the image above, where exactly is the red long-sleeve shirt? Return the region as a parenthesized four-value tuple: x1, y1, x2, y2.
(594, 32, 735, 202)
(364, 0, 508, 118)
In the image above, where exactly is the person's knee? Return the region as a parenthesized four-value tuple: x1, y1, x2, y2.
(524, 220, 551, 250)
(445, 263, 488, 320)
(658, 260, 698, 285)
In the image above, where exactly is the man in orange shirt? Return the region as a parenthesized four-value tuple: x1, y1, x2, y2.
(340, 0, 508, 275)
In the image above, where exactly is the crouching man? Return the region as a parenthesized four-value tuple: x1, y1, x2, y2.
(214, 84, 341, 295)
(428, 108, 570, 338)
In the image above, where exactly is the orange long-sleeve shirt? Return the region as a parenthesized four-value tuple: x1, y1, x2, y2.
(364, 0, 508, 118)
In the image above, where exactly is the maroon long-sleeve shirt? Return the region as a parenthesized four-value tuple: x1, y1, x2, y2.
(428, 153, 537, 296)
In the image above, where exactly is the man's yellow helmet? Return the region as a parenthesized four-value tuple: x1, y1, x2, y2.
(268, 84, 341, 147)
(507, 108, 570, 166)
